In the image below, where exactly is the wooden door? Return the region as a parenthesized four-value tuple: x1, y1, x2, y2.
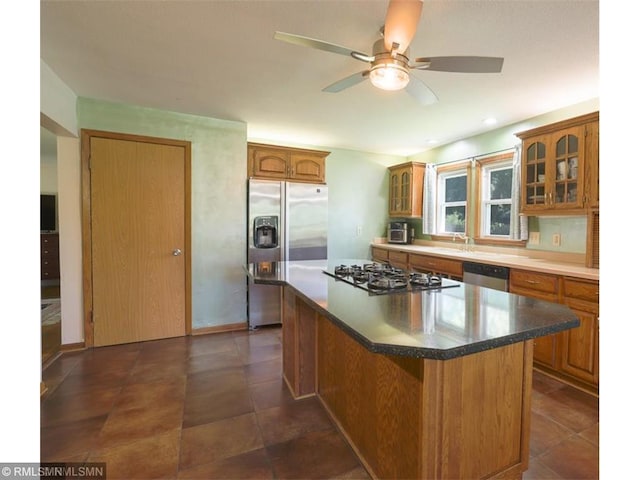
(83, 131, 191, 347)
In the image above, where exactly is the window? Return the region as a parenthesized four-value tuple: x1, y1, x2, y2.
(480, 162, 513, 237)
(423, 151, 523, 245)
(477, 154, 514, 238)
(436, 164, 469, 234)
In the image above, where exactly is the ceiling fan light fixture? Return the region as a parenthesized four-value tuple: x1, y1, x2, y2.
(369, 62, 410, 91)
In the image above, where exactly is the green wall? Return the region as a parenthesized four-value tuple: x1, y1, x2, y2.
(325, 148, 402, 259)
(78, 98, 248, 329)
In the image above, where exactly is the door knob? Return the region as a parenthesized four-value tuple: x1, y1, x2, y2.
(173, 249, 182, 256)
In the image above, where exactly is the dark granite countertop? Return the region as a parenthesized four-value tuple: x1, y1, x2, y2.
(246, 259, 579, 360)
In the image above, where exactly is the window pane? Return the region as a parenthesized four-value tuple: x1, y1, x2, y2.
(489, 204, 511, 235)
(490, 169, 513, 200)
(445, 206, 466, 232)
(445, 176, 467, 202)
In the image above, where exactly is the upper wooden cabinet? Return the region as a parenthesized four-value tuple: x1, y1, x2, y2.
(516, 112, 598, 215)
(584, 119, 599, 208)
(248, 142, 329, 184)
(388, 162, 426, 218)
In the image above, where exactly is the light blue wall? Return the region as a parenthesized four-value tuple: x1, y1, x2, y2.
(78, 98, 248, 329)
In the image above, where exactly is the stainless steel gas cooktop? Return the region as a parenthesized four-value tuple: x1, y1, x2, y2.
(323, 263, 460, 295)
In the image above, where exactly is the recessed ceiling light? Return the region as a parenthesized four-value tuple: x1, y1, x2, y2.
(483, 117, 497, 125)
(426, 139, 438, 144)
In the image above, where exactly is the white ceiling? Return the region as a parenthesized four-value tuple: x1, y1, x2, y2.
(40, 0, 599, 156)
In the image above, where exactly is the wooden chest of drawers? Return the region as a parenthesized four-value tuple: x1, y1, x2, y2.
(41, 233, 60, 280)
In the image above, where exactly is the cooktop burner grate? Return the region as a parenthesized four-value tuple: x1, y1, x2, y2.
(324, 263, 460, 295)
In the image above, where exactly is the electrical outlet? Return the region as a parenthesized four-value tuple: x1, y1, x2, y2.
(356, 225, 362, 237)
(529, 232, 540, 245)
(552, 233, 561, 247)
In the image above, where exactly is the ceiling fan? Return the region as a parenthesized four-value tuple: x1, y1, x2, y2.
(274, 0, 503, 106)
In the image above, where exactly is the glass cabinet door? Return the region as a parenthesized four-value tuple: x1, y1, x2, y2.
(400, 170, 410, 212)
(550, 125, 584, 209)
(390, 172, 400, 213)
(523, 139, 548, 209)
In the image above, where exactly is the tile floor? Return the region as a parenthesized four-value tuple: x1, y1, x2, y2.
(41, 327, 599, 479)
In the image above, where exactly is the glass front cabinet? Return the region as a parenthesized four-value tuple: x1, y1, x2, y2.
(388, 162, 426, 218)
(518, 112, 598, 215)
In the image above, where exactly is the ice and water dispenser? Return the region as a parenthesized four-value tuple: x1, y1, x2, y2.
(253, 216, 278, 248)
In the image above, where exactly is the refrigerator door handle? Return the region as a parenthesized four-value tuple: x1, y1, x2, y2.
(282, 181, 289, 261)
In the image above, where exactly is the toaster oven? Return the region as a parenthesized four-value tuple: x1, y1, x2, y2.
(387, 222, 409, 244)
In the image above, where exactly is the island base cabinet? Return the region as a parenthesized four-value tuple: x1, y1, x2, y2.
(282, 287, 317, 398)
(315, 316, 533, 480)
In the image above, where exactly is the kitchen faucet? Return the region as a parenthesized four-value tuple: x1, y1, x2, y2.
(452, 232, 470, 252)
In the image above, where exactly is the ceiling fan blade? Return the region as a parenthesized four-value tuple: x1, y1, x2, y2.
(274, 31, 370, 60)
(322, 71, 370, 93)
(383, 0, 424, 53)
(405, 74, 438, 106)
(414, 56, 504, 73)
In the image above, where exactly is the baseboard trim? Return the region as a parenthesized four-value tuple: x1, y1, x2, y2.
(60, 342, 86, 352)
(192, 322, 248, 335)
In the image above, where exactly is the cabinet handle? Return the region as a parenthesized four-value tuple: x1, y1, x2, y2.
(526, 280, 540, 285)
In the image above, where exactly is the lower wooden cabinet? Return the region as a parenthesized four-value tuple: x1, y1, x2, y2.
(509, 269, 561, 369)
(371, 247, 388, 263)
(510, 269, 599, 393)
(559, 278, 599, 386)
(408, 253, 463, 280)
(388, 250, 408, 269)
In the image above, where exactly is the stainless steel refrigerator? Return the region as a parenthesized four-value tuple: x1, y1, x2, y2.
(247, 179, 328, 328)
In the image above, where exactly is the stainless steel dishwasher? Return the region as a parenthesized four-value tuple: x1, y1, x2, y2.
(462, 261, 509, 291)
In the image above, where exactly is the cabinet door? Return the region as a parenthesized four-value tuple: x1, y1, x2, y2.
(400, 168, 411, 213)
(388, 163, 424, 217)
(559, 299, 599, 386)
(290, 153, 325, 183)
(389, 171, 401, 215)
(510, 283, 559, 368)
(560, 278, 599, 386)
(249, 147, 289, 179)
(509, 270, 560, 368)
(584, 121, 599, 208)
(549, 125, 585, 210)
(522, 136, 550, 213)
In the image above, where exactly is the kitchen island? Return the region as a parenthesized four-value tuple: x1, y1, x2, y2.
(246, 259, 579, 480)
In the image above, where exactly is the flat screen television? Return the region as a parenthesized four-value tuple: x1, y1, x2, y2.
(41, 194, 57, 232)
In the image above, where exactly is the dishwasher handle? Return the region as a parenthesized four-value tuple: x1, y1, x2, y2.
(462, 261, 509, 280)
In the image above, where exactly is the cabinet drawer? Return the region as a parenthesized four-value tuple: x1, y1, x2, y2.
(371, 247, 388, 262)
(41, 234, 59, 249)
(388, 250, 408, 267)
(510, 269, 559, 295)
(409, 254, 463, 277)
(563, 277, 598, 303)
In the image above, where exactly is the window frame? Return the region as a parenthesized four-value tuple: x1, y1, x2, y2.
(474, 153, 526, 247)
(432, 161, 472, 239)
